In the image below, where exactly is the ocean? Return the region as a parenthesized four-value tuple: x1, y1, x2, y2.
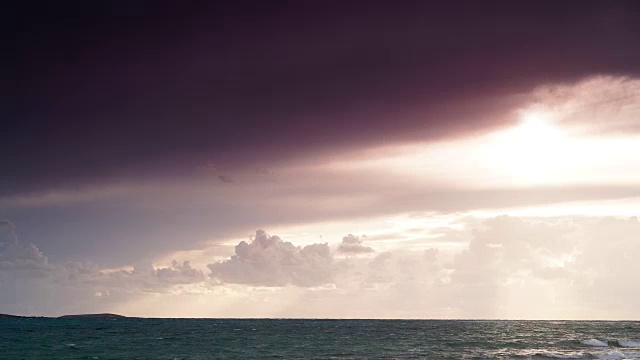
(1, 318, 639, 359)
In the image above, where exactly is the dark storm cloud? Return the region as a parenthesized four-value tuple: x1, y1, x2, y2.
(9, 0, 640, 196)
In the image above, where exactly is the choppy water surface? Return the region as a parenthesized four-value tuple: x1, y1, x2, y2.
(1, 319, 639, 359)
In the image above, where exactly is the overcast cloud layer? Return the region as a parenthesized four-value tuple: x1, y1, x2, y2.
(9, 1, 640, 196)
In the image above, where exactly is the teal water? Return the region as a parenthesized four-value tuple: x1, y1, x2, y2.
(1, 319, 639, 359)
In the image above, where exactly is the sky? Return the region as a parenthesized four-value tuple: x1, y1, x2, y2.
(4, 1, 640, 319)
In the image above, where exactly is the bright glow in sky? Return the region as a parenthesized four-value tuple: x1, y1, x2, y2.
(321, 78, 640, 189)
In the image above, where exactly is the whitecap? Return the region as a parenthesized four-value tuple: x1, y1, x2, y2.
(619, 340, 640, 348)
(593, 350, 640, 359)
(582, 339, 608, 347)
(538, 352, 585, 359)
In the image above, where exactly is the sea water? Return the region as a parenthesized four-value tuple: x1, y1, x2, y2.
(1, 318, 639, 359)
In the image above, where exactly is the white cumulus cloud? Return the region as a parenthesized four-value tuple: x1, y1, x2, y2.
(208, 230, 334, 287)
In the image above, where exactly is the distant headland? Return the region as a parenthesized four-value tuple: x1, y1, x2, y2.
(0, 313, 24, 318)
(0, 313, 127, 319)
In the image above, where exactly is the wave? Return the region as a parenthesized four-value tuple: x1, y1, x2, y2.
(521, 350, 640, 359)
(618, 340, 640, 348)
(582, 339, 608, 347)
(525, 339, 640, 359)
(536, 352, 585, 359)
(579, 339, 640, 349)
(592, 350, 640, 359)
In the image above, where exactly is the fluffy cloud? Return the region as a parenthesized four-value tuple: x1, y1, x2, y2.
(208, 230, 334, 287)
(95, 260, 206, 292)
(337, 234, 374, 254)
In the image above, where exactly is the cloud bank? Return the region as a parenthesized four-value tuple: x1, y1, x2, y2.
(2, 216, 640, 319)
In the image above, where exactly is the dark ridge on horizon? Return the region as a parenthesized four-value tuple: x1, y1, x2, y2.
(0, 313, 25, 318)
(0, 313, 127, 319)
(58, 313, 128, 319)
(1, 313, 638, 321)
